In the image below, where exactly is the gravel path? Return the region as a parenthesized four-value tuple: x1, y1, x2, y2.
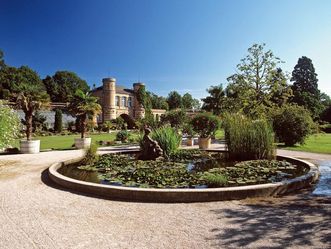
(0, 146, 330, 249)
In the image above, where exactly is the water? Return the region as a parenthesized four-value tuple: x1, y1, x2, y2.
(312, 160, 331, 196)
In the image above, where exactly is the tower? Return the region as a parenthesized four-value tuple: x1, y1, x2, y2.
(133, 82, 145, 119)
(102, 77, 116, 121)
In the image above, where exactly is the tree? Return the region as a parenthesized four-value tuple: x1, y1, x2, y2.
(182, 93, 194, 109)
(69, 90, 101, 139)
(201, 84, 226, 115)
(160, 109, 188, 129)
(192, 99, 201, 110)
(147, 92, 169, 110)
(43, 71, 90, 102)
(226, 43, 288, 117)
(13, 66, 50, 140)
(290, 56, 322, 119)
(0, 101, 21, 149)
(167, 91, 182, 110)
(54, 109, 63, 133)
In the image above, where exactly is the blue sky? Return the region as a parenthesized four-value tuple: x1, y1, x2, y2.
(1, 0, 331, 99)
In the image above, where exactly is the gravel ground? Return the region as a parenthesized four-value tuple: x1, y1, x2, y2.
(0, 146, 330, 249)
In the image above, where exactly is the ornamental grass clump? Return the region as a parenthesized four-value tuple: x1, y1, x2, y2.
(151, 126, 181, 159)
(223, 113, 275, 160)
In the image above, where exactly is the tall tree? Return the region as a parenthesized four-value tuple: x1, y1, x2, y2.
(167, 91, 182, 110)
(69, 90, 101, 139)
(182, 93, 194, 109)
(226, 43, 288, 117)
(290, 56, 322, 118)
(201, 84, 226, 115)
(13, 66, 50, 140)
(43, 71, 90, 102)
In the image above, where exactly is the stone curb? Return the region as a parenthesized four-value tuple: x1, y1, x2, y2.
(48, 155, 320, 203)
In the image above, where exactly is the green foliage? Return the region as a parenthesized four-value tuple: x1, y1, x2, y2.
(43, 71, 90, 102)
(54, 109, 63, 133)
(151, 126, 181, 158)
(201, 84, 226, 115)
(271, 104, 314, 146)
(11, 66, 50, 140)
(116, 130, 130, 142)
(147, 91, 169, 110)
(190, 113, 220, 138)
(68, 90, 102, 138)
(161, 109, 188, 129)
(290, 56, 322, 119)
(320, 104, 331, 123)
(226, 44, 291, 118)
(0, 101, 21, 149)
(82, 144, 99, 166)
(181, 93, 199, 110)
(167, 91, 182, 110)
(182, 123, 195, 138)
(223, 113, 275, 160)
(201, 172, 228, 187)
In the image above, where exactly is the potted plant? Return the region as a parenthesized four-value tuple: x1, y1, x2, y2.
(69, 90, 102, 149)
(190, 113, 220, 149)
(11, 66, 50, 153)
(182, 123, 195, 146)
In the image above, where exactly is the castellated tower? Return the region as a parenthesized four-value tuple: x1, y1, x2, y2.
(133, 82, 145, 119)
(102, 77, 117, 121)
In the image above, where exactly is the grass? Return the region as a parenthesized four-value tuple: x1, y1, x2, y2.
(14, 131, 140, 151)
(278, 133, 331, 154)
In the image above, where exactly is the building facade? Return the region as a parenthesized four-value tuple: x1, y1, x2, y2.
(91, 77, 166, 123)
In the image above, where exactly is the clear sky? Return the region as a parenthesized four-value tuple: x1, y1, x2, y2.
(1, 0, 331, 99)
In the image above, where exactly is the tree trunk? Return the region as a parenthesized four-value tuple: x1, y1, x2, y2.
(80, 114, 87, 139)
(25, 111, 33, 141)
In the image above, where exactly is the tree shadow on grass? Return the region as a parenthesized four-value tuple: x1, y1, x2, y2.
(209, 195, 331, 249)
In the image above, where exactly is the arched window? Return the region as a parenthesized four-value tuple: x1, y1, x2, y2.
(121, 96, 127, 107)
(128, 97, 132, 108)
(115, 96, 120, 106)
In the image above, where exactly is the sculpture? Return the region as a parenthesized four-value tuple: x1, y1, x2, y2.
(138, 127, 163, 160)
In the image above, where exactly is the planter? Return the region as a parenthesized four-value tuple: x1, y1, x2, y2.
(186, 138, 194, 146)
(74, 138, 92, 149)
(20, 140, 40, 154)
(198, 137, 211, 149)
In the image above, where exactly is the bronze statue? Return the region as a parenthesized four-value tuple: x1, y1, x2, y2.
(138, 128, 163, 160)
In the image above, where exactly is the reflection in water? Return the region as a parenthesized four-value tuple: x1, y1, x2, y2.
(59, 165, 101, 184)
(313, 161, 331, 196)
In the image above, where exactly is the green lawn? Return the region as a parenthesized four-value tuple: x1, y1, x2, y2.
(14, 132, 139, 151)
(278, 133, 331, 154)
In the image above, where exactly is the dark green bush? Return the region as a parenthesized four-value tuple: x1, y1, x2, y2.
(271, 105, 314, 146)
(160, 109, 188, 129)
(223, 113, 275, 160)
(151, 126, 181, 158)
(116, 130, 130, 142)
(190, 112, 220, 138)
(54, 109, 63, 133)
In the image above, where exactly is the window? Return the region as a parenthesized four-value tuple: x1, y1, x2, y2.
(128, 97, 132, 108)
(121, 96, 126, 107)
(115, 96, 120, 106)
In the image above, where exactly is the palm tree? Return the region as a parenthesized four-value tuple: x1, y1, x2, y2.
(69, 90, 102, 139)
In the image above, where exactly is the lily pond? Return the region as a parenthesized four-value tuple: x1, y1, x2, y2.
(59, 149, 309, 188)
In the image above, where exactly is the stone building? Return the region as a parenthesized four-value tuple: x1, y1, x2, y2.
(91, 77, 166, 123)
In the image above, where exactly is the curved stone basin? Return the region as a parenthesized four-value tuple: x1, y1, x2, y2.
(48, 154, 319, 203)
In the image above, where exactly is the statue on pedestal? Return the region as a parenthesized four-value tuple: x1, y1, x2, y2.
(138, 128, 163, 160)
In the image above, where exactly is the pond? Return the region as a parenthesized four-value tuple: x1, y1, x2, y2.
(58, 150, 309, 189)
(312, 160, 331, 196)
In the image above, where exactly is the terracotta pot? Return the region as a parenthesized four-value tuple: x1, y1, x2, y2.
(74, 138, 92, 149)
(198, 137, 211, 149)
(20, 140, 40, 154)
(186, 138, 194, 146)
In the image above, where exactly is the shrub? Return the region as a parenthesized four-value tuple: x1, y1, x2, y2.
(190, 112, 220, 138)
(182, 123, 195, 138)
(116, 130, 130, 142)
(160, 109, 188, 129)
(54, 109, 63, 133)
(0, 101, 21, 149)
(271, 105, 314, 146)
(201, 172, 228, 187)
(82, 144, 99, 165)
(223, 113, 275, 160)
(151, 126, 181, 159)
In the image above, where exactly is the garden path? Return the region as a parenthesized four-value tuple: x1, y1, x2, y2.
(0, 146, 330, 249)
